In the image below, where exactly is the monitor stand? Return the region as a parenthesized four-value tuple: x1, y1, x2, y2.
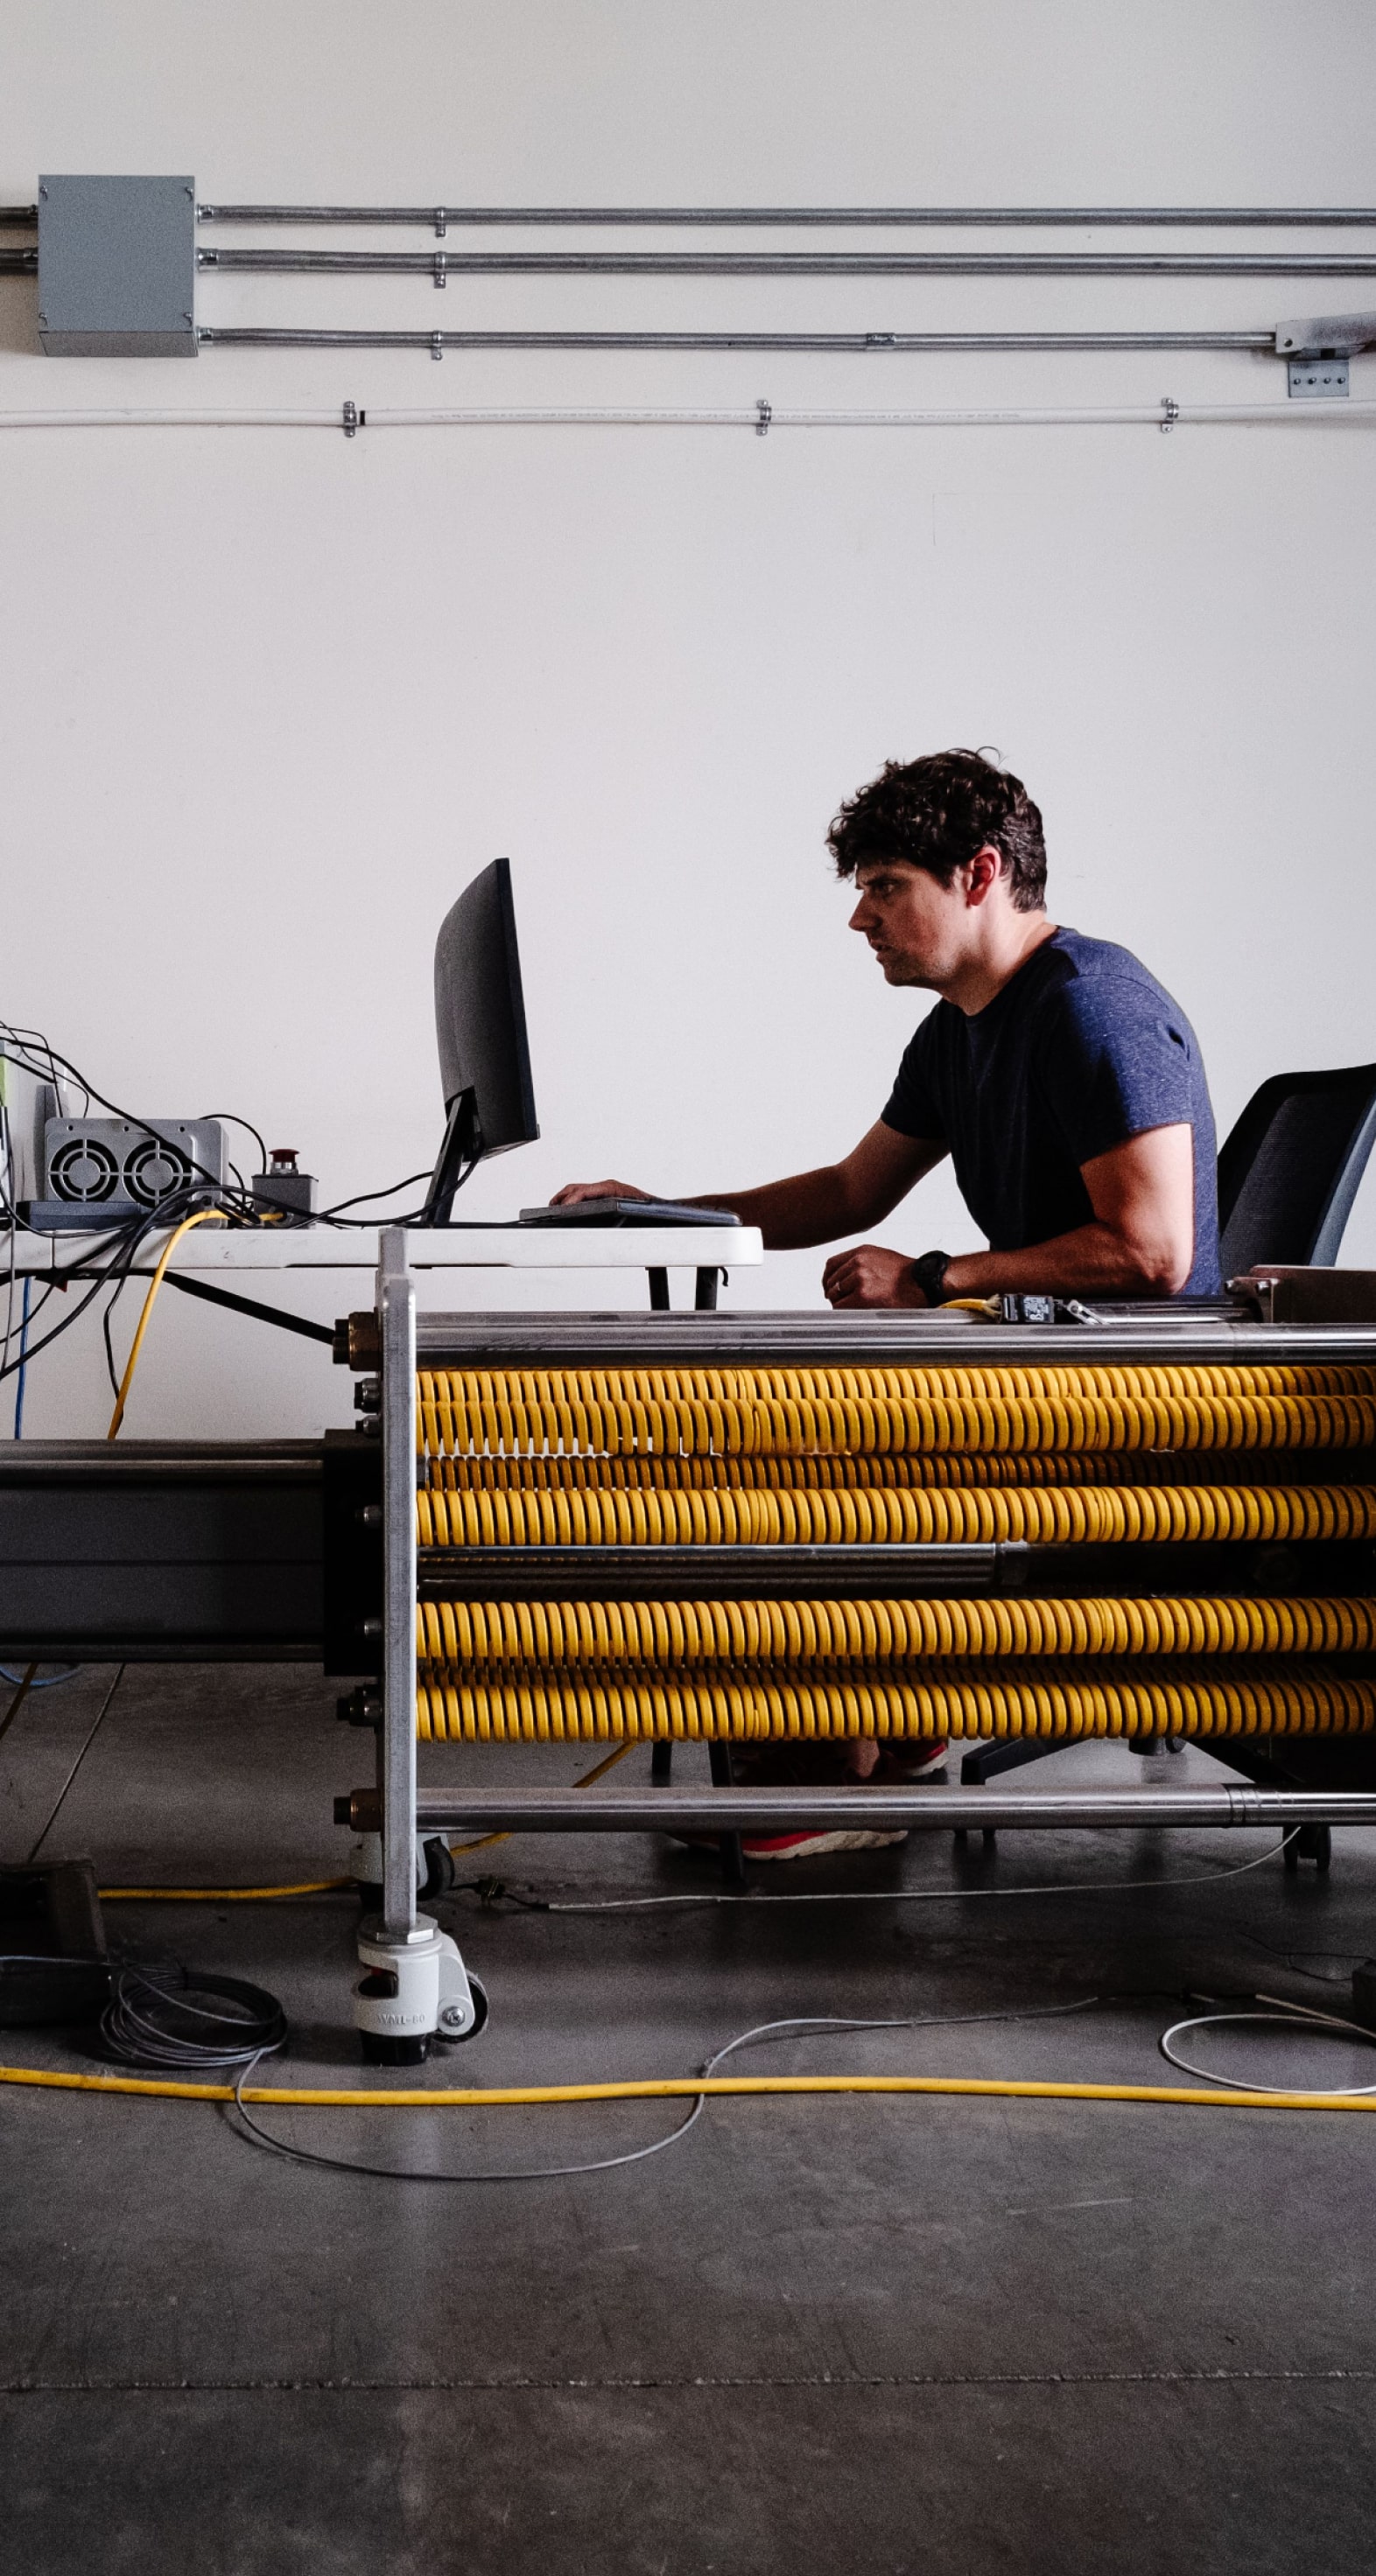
(421, 1088, 482, 1226)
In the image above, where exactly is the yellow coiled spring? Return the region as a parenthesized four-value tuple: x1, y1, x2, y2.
(417, 1592, 1376, 1670)
(416, 1479, 1376, 1550)
(416, 1664, 1376, 1746)
(418, 1362, 1376, 1463)
(425, 1448, 1372, 1494)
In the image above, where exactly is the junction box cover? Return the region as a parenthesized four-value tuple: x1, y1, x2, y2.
(38, 174, 197, 356)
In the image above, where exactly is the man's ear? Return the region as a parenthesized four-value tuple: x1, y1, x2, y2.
(964, 845, 1004, 907)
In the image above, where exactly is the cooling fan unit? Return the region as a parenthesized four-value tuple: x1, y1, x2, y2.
(29, 1118, 226, 1229)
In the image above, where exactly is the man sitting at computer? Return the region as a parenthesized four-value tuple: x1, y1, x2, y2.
(552, 746, 1221, 1853)
(555, 746, 1220, 1306)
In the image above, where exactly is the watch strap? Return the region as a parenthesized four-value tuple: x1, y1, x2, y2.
(912, 1249, 952, 1307)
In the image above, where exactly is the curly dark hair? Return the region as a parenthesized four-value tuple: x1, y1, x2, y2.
(825, 748, 1047, 914)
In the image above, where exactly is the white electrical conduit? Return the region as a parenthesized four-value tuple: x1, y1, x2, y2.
(0, 400, 1372, 434)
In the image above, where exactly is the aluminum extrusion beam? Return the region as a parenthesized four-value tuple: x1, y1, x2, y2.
(377, 1785, 1376, 1834)
(416, 1543, 1014, 1600)
(198, 248, 1376, 277)
(0, 1440, 325, 1658)
(411, 1307, 1376, 1368)
(378, 1229, 418, 1938)
(196, 204, 1376, 228)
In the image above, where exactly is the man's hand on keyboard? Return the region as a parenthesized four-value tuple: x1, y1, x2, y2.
(549, 1180, 654, 1208)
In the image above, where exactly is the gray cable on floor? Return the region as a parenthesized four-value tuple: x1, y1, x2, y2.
(228, 1996, 1098, 2184)
(1158, 1992, 1376, 2096)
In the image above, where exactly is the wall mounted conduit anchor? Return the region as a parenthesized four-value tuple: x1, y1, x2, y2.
(355, 1912, 487, 2062)
(755, 396, 772, 435)
(1285, 354, 1350, 397)
(432, 252, 446, 288)
(433, 206, 447, 239)
(431, 331, 444, 360)
(342, 397, 360, 436)
(1159, 394, 1179, 431)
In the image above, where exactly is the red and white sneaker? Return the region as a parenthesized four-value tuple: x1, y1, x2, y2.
(677, 1740, 949, 1864)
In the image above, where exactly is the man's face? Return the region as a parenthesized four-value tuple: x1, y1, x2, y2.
(848, 856, 979, 989)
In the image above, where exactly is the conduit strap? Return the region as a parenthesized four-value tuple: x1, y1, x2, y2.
(416, 1592, 1376, 1669)
(416, 1480, 1376, 1550)
(418, 1362, 1376, 1463)
(415, 1662, 1376, 1744)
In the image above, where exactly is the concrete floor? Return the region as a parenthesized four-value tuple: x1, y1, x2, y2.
(4, 1663, 1376, 2573)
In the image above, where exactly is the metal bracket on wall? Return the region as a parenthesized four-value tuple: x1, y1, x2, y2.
(1288, 355, 1350, 397)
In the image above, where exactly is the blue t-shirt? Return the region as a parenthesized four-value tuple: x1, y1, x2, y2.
(881, 928, 1222, 1295)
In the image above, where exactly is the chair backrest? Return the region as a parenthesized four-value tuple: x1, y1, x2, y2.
(1217, 1064, 1376, 1278)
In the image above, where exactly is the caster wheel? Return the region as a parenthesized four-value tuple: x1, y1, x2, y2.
(438, 1970, 489, 2044)
(421, 1837, 457, 1899)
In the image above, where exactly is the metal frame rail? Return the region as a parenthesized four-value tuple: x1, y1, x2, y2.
(365, 1238, 1376, 2053)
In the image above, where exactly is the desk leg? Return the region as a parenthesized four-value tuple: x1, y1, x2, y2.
(648, 1267, 670, 1311)
(694, 1266, 720, 1311)
(709, 1741, 746, 1885)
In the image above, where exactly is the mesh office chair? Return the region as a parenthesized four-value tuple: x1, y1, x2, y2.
(1217, 1062, 1376, 1279)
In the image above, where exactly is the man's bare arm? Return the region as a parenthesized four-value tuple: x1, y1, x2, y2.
(824, 1124, 1197, 1307)
(550, 1121, 944, 1250)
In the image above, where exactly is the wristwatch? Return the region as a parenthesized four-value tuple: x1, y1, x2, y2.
(911, 1249, 952, 1308)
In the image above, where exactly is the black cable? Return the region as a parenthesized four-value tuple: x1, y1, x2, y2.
(0, 1209, 159, 1387)
(319, 1170, 432, 1218)
(0, 1025, 259, 1218)
(200, 1111, 268, 1172)
(158, 1270, 336, 1345)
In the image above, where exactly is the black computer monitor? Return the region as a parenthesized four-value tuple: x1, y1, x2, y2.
(422, 858, 540, 1224)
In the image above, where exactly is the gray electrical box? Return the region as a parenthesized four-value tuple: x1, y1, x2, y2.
(37, 175, 197, 356)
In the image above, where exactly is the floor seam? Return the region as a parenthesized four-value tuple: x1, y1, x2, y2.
(4, 2369, 1372, 2395)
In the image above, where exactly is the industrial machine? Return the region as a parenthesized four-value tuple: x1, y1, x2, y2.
(6, 861, 1376, 2062)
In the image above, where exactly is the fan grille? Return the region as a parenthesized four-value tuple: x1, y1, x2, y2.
(124, 1138, 195, 1208)
(48, 1137, 121, 1203)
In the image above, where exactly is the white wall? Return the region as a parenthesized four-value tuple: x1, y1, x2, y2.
(2, 1, 1375, 1437)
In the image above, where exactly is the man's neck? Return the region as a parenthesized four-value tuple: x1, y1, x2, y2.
(940, 912, 1059, 1018)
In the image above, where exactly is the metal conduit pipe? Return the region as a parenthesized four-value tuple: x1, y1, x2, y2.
(199, 326, 1278, 356)
(375, 1785, 1376, 1835)
(195, 203, 1376, 228)
(0, 249, 36, 275)
(198, 247, 1376, 276)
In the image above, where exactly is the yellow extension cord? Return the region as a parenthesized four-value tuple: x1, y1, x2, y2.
(107, 1206, 235, 1438)
(2, 2062, 1373, 2115)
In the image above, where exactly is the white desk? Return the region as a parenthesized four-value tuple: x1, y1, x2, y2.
(4, 1221, 761, 1291)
